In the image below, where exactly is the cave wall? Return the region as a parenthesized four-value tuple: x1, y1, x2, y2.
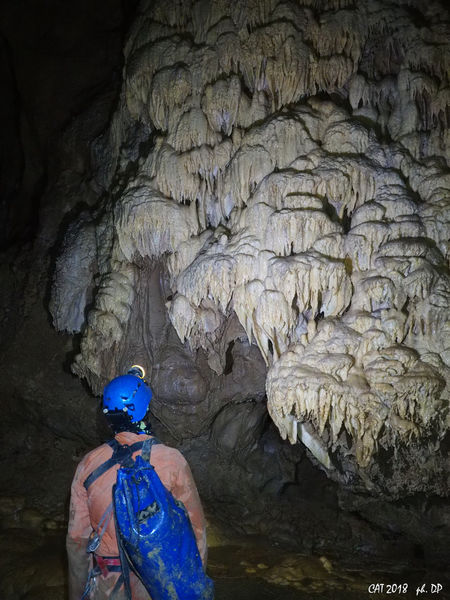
(0, 0, 138, 513)
(0, 0, 142, 248)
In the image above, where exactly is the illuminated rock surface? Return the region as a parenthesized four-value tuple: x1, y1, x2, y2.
(50, 0, 450, 494)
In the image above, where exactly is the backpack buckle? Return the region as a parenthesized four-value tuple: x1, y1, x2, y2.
(113, 444, 135, 467)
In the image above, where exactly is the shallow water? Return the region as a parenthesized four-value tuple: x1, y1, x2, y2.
(208, 538, 450, 600)
(1, 527, 448, 599)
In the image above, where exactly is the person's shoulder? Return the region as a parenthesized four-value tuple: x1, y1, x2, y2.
(85, 440, 112, 458)
(76, 441, 113, 472)
(152, 440, 187, 464)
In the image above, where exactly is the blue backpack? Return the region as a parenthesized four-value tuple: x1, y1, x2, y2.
(82, 437, 214, 600)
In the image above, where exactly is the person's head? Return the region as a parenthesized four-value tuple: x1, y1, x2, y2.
(102, 365, 153, 433)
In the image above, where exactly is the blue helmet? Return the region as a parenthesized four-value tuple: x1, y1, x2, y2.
(102, 366, 152, 423)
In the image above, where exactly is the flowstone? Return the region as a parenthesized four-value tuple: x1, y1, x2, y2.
(50, 0, 450, 495)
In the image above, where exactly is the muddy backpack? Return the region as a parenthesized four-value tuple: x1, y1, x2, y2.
(83, 437, 214, 600)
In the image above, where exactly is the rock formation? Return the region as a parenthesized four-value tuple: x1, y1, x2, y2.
(50, 0, 450, 495)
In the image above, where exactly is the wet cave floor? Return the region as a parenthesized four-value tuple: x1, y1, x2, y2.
(1, 518, 449, 600)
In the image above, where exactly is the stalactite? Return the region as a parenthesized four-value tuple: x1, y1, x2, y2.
(50, 0, 450, 492)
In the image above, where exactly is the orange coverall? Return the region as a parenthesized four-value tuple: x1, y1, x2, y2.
(67, 432, 208, 600)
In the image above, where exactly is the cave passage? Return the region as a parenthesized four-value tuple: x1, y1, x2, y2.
(0, 0, 449, 599)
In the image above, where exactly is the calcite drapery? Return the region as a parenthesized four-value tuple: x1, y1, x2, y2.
(50, 0, 450, 491)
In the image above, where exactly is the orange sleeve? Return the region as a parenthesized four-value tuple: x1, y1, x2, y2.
(68, 460, 92, 541)
(169, 454, 208, 568)
(67, 461, 92, 600)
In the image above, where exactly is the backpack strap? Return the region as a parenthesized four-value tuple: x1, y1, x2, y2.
(141, 436, 161, 463)
(83, 439, 145, 490)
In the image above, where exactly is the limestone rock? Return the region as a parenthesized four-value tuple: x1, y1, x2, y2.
(50, 0, 450, 494)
